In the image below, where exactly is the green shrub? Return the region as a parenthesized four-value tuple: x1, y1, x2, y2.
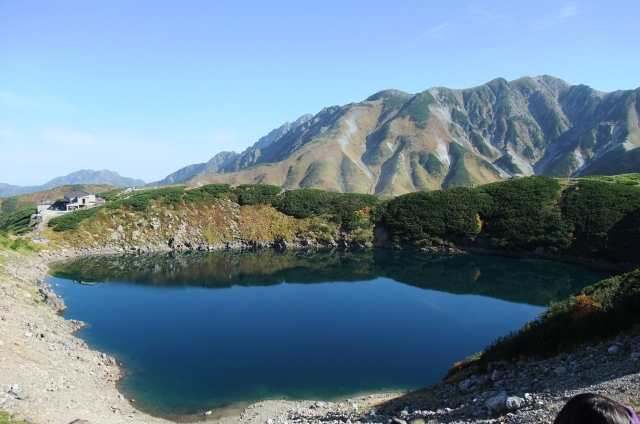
(95, 188, 126, 201)
(0, 232, 38, 252)
(383, 176, 568, 250)
(233, 184, 282, 205)
(561, 179, 640, 257)
(1, 197, 19, 214)
(183, 184, 233, 203)
(0, 409, 32, 423)
(483, 270, 640, 360)
(384, 187, 486, 245)
(49, 207, 101, 231)
(477, 176, 569, 251)
(0, 207, 33, 234)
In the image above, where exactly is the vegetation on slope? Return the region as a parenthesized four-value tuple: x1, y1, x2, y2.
(381, 175, 640, 263)
(43, 183, 380, 247)
(0, 231, 39, 253)
(0, 410, 31, 424)
(484, 270, 640, 360)
(0, 208, 34, 235)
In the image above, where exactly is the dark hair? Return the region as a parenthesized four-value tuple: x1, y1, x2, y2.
(553, 393, 631, 424)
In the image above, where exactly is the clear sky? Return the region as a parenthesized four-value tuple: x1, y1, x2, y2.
(1, 0, 639, 186)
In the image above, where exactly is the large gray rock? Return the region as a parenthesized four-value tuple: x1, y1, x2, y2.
(486, 392, 508, 412)
(45, 292, 66, 311)
(506, 396, 525, 410)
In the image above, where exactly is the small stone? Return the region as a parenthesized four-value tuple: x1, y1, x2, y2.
(459, 379, 473, 390)
(506, 396, 525, 410)
(23, 331, 33, 337)
(204, 411, 212, 416)
(608, 346, 620, 354)
(630, 352, 640, 358)
(491, 370, 501, 381)
(554, 366, 567, 375)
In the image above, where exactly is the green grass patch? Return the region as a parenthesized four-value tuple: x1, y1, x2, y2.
(0, 207, 33, 234)
(0, 232, 39, 253)
(0, 410, 31, 424)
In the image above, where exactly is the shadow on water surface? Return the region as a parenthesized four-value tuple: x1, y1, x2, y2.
(51, 249, 608, 307)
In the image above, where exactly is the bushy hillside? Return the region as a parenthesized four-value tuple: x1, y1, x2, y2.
(185, 76, 640, 196)
(381, 175, 640, 264)
(484, 270, 640, 359)
(20, 175, 637, 268)
(43, 184, 378, 249)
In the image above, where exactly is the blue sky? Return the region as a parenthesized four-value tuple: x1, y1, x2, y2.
(1, 0, 639, 186)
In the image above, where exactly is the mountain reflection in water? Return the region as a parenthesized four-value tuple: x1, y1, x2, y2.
(52, 249, 607, 306)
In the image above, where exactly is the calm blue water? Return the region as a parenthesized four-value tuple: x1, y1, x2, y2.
(48, 250, 608, 419)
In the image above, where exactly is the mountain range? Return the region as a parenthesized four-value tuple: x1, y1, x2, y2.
(157, 75, 640, 196)
(0, 170, 145, 197)
(151, 114, 313, 186)
(4, 76, 638, 199)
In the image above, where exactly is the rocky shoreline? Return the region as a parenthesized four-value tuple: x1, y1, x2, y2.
(1, 243, 639, 423)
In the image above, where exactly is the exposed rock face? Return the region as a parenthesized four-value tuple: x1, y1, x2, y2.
(192, 76, 640, 196)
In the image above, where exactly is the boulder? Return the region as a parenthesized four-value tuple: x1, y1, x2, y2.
(486, 392, 508, 412)
(45, 293, 66, 311)
(458, 379, 473, 390)
(506, 396, 525, 410)
(554, 366, 567, 375)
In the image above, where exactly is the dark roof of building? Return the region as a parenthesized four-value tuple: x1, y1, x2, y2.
(64, 190, 92, 200)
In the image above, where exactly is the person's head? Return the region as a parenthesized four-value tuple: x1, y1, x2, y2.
(553, 393, 637, 424)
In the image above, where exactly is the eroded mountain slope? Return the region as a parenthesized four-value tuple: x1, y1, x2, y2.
(190, 76, 640, 196)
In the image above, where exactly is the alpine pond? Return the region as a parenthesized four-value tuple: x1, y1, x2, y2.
(47, 249, 608, 419)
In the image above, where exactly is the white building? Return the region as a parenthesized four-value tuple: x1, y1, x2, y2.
(63, 190, 96, 211)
